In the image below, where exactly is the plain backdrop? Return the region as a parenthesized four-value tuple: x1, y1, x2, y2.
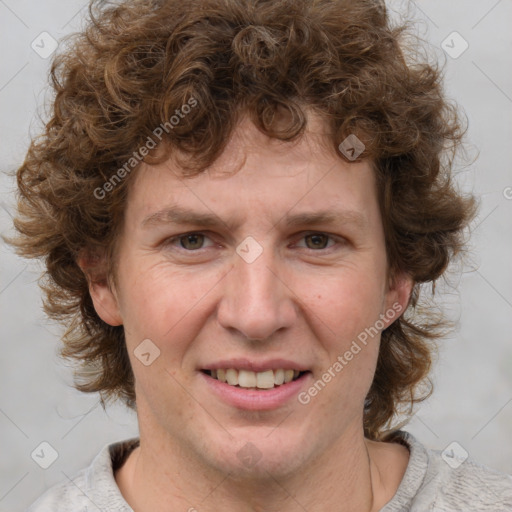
(1, 1, 511, 510)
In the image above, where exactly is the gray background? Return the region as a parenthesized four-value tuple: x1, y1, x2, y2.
(1, 1, 511, 510)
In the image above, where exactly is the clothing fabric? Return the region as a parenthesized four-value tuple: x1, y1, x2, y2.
(27, 430, 512, 511)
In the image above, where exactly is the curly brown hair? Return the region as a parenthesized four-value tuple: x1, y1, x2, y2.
(6, 0, 476, 441)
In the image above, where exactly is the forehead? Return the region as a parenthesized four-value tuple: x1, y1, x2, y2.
(126, 114, 378, 231)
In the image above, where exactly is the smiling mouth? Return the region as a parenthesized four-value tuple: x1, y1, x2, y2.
(201, 368, 309, 390)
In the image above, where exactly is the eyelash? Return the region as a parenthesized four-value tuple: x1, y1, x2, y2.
(163, 231, 343, 253)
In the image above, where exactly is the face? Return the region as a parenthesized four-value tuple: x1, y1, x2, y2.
(88, 113, 411, 478)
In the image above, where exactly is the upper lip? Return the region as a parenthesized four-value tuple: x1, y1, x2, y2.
(200, 358, 310, 373)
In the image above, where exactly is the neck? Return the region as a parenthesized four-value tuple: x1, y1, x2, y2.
(115, 424, 393, 512)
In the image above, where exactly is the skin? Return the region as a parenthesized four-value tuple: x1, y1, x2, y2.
(83, 113, 413, 512)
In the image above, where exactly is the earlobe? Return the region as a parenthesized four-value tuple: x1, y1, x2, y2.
(77, 253, 123, 327)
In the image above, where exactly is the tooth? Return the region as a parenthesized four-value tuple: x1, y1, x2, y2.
(256, 370, 275, 389)
(238, 370, 257, 388)
(226, 368, 238, 386)
(274, 369, 285, 385)
(284, 369, 294, 383)
(219, 368, 302, 388)
(211, 369, 217, 379)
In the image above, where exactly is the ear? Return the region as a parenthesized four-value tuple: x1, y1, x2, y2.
(77, 249, 123, 327)
(381, 271, 414, 329)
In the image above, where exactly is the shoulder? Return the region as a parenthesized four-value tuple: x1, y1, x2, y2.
(26, 438, 138, 512)
(423, 450, 512, 511)
(26, 470, 90, 512)
(381, 430, 512, 512)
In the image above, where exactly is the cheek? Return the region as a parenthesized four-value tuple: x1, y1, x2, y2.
(117, 259, 222, 349)
(118, 263, 222, 401)
(299, 268, 386, 400)
(302, 269, 386, 342)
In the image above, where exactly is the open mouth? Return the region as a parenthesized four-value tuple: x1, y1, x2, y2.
(201, 368, 309, 390)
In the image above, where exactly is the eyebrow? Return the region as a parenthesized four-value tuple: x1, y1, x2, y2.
(141, 205, 367, 231)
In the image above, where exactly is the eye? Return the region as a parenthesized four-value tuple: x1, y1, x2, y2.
(163, 231, 343, 253)
(166, 232, 215, 251)
(296, 232, 338, 250)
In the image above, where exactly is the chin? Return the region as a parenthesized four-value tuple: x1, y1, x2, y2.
(203, 425, 313, 480)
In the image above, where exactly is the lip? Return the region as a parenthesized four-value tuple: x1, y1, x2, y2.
(199, 369, 312, 411)
(200, 358, 310, 373)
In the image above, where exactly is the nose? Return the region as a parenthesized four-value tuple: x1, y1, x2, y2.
(216, 245, 297, 341)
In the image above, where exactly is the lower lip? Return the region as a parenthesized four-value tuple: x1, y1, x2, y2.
(200, 371, 311, 411)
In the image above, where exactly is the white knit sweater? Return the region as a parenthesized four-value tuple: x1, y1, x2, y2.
(27, 430, 512, 511)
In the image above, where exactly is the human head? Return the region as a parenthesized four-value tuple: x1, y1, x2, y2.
(8, 0, 475, 441)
